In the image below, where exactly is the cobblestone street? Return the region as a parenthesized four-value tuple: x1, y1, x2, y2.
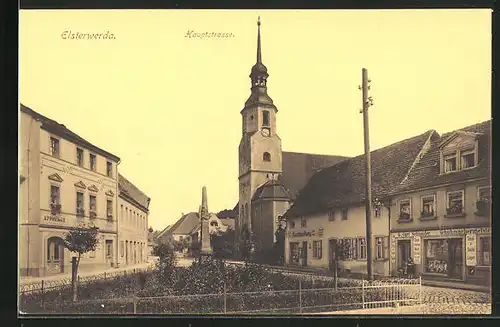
(418, 286, 491, 314)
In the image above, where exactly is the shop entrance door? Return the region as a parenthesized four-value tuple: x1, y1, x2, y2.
(397, 240, 411, 270)
(302, 241, 308, 267)
(448, 238, 463, 279)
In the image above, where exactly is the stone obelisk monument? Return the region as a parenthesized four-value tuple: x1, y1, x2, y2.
(199, 186, 212, 260)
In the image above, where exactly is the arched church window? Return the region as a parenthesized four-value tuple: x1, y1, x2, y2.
(263, 152, 271, 162)
(263, 111, 270, 126)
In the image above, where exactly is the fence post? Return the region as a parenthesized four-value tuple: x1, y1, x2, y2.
(223, 282, 227, 314)
(41, 280, 45, 309)
(362, 279, 365, 309)
(299, 279, 302, 314)
(104, 272, 107, 281)
(133, 295, 137, 314)
(419, 276, 422, 307)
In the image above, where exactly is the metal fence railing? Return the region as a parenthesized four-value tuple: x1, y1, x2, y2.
(21, 277, 422, 314)
(19, 267, 153, 295)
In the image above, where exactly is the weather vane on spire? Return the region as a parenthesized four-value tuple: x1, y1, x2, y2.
(258, 16, 261, 26)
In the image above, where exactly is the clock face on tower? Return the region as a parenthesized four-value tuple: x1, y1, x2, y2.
(261, 128, 270, 137)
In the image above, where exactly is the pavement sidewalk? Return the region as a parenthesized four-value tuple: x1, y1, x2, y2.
(19, 261, 155, 285)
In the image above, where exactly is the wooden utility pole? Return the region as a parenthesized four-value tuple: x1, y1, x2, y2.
(360, 68, 374, 281)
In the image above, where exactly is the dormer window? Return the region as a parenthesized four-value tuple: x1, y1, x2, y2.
(444, 153, 457, 172)
(263, 152, 271, 162)
(461, 150, 475, 169)
(440, 131, 480, 174)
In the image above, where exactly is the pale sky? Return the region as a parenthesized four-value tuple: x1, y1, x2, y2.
(19, 9, 491, 231)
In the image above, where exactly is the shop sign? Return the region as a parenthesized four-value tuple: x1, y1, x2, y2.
(392, 227, 491, 239)
(287, 227, 324, 239)
(466, 233, 477, 266)
(390, 237, 397, 263)
(43, 215, 66, 224)
(413, 236, 421, 264)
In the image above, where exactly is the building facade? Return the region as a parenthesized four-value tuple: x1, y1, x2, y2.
(117, 174, 151, 267)
(20, 104, 120, 276)
(283, 130, 435, 277)
(389, 121, 491, 285)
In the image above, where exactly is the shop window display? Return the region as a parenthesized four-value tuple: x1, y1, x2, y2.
(425, 239, 448, 274)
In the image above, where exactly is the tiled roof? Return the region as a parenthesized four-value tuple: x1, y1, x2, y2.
(217, 207, 238, 218)
(281, 151, 349, 200)
(166, 212, 200, 236)
(252, 180, 292, 201)
(118, 173, 151, 212)
(391, 120, 491, 195)
(20, 104, 120, 162)
(284, 130, 435, 218)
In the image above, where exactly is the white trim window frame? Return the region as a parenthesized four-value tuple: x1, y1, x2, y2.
(460, 149, 476, 170)
(446, 190, 464, 215)
(398, 198, 412, 221)
(444, 152, 458, 173)
(420, 194, 436, 218)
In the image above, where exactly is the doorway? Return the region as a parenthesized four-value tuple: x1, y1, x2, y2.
(289, 242, 300, 265)
(106, 240, 113, 267)
(448, 238, 463, 279)
(302, 241, 308, 267)
(47, 237, 64, 275)
(328, 239, 338, 271)
(397, 240, 412, 270)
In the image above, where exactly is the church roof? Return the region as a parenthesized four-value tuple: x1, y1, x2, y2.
(252, 180, 292, 201)
(284, 130, 435, 218)
(391, 120, 491, 195)
(281, 151, 349, 200)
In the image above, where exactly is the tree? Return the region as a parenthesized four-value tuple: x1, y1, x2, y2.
(63, 226, 100, 301)
(211, 227, 235, 259)
(153, 243, 178, 285)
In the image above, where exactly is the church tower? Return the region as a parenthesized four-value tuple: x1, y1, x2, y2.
(237, 17, 283, 256)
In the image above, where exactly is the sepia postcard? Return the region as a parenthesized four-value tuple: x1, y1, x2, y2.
(18, 9, 492, 317)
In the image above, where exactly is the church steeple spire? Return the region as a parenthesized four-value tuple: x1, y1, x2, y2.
(245, 17, 274, 108)
(257, 16, 262, 64)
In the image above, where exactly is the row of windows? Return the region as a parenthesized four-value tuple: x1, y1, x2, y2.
(398, 186, 491, 221)
(291, 236, 389, 261)
(50, 136, 113, 177)
(121, 204, 148, 231)
(50, 185, 114, 220)
(443, 148, 476, 173)
(120, 240, 146, 262)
